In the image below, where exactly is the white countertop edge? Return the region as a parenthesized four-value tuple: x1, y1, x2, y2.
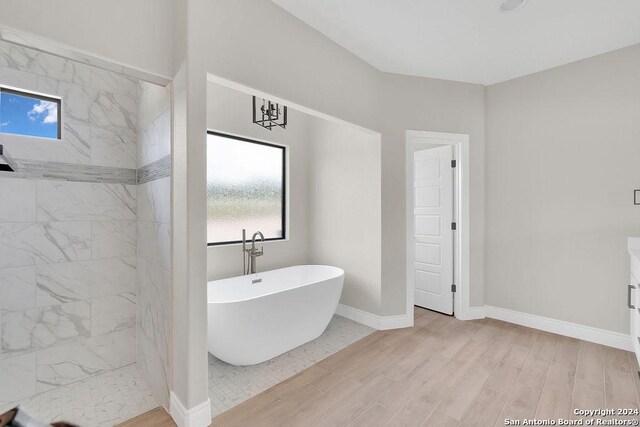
(628, 237, 640, 261)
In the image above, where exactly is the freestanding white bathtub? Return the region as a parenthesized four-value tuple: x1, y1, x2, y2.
(207, 265, 344, 366)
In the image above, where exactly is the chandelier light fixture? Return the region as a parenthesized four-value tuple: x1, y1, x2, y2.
(253, 96, 287, 131)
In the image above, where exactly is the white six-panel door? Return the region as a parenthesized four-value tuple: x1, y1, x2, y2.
(413, 145, 454, 314)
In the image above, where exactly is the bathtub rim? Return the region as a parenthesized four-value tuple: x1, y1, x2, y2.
(207, 264, 345, 304)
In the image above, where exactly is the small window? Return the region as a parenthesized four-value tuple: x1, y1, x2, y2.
(0, 86, 61, 140)
(207, 131, 286, 246)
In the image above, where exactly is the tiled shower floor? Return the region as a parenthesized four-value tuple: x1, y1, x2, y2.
(0, 364, 157, 427)
(0, 316, 372, 424)
(208, 315, 374, 417)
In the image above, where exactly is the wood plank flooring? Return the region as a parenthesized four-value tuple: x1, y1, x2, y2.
(117, 407, 176, 427)
(122, 308, 640, 426)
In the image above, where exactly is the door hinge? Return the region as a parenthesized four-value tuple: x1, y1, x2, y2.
(451, 284, 456, 293)
(451, 222, 457, 231)
(451, 160, 457, 168)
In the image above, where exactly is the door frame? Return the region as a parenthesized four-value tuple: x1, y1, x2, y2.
(405, 130, 471, 321)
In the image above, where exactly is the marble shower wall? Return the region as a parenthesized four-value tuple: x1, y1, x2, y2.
(136, 81, 172, 408)
(0, 42, 139, 406)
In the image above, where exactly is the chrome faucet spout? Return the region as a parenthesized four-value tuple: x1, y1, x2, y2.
(251, 231, 265, 247)
(249, 231, 265, 274)
(242, 230, 266, 275)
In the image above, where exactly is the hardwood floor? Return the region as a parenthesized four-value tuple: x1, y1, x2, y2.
(117, 407, 176, 427)
(122, 308, 640, 426)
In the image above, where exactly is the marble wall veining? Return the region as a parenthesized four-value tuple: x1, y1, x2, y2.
(0, 42, 140, 410)
(136, 81, 172, 409)
(0, 41, 139, 167)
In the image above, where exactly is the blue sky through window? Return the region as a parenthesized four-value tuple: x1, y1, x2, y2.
(0, 90, 60, 139)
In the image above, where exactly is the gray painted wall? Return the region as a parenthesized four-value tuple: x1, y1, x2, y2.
(485, 44, 640, 334)
(206, 82, 382, 315)
(380, 73, 486, 314)
(0, 0, 174, 77)
(206, 83, 312, 279)
(199, 0, 487, 316)
(307, 119, 382, 313)
(5, 0, 637, 414)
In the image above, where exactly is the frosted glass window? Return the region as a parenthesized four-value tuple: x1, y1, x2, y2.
(0, 87, 61, 140)
(207, 132, 286, 245)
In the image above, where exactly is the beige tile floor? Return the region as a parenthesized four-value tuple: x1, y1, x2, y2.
(208, 314, 374, 416)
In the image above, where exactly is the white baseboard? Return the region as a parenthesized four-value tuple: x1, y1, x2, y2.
(336, 304, 412, 330)
(456, 306, 486, 321)
(170, 392, 211, 427)
(338, 303, 632, 351)
(484, 305, 633, 352)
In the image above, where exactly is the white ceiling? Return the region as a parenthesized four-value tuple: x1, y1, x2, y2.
(271, 0, 640, 85)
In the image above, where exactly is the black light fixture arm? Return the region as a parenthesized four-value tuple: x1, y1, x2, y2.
(252, 95, 287, 131)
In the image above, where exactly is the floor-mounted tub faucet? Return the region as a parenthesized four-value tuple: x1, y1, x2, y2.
(242, 229, 264, 275)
